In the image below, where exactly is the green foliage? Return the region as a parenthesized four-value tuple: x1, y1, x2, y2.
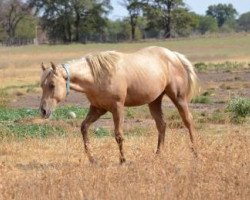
(16, 16, 37, 38)
(0, 0, 31, 38)
(172, 9, 199, 37)
(29, 0, 112, 42)
(191, 95, 211, 104)
(125, 0, 143, 40)
(206, 3, 238, 27)
(227, 97, 250, 123)
(198, 15, 218, 34)
(238, 11, 250, 32)
(144, 0, 185, 38)
(194, 62, 208, 72)
(0, 26, 7, 40)
(219, 18, 237, 33)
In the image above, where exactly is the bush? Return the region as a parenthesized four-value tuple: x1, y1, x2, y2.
(227, 97, 250, 123)
(191, 95, 212, 104)
(194, 62, 208, 72)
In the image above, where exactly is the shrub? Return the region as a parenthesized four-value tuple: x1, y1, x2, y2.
(227, 97, 250, 123)
(194, 62, 208, 72)
(191, 95, 212, 104)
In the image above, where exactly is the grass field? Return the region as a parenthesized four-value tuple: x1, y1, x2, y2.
(0, 34, 250, 199)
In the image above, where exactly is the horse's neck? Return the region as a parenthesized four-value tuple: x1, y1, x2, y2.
(67, 59, 94, 93)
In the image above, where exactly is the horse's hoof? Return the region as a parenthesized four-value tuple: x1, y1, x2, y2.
(120, 158, 126, 164)
(89, 157, 98, 165)
(156, 150, 161, 154)
(190, 146, 198, 158)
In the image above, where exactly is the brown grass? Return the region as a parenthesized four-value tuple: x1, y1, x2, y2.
(1, 123, 249, 200)
(1, 34, 250, 199)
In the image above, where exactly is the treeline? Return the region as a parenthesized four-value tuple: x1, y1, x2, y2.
(0, 0, 250, 44)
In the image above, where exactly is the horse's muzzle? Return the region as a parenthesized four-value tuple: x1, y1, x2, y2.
(40, 107, 51, 119)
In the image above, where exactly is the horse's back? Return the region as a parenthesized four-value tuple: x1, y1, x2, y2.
(118, 47, 174, 106)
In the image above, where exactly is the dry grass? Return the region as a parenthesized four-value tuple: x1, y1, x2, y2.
(1, 34, 250, 199)
(0, 123, 249, 200)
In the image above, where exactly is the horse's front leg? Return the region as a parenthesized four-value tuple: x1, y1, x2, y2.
(81, 105, 106, 163)
(112, 102, 126, 164)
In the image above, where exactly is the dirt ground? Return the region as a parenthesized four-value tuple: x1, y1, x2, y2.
(10, 70, 250, 112)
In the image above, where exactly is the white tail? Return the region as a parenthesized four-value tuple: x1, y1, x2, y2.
(174, 52, 198, 101)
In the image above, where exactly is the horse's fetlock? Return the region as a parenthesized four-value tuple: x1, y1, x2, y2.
(115, 135, 124, 143)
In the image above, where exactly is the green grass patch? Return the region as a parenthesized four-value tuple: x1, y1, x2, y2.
(0, 108, 39, 121)
(226, 97, 250, 124)
(0, 106, 88, 139)
(194, 61, 249, 72)
(51, 105, 88, 120)
(1, 123, 66, 139)
(93, 127, 110, 138)
(191, 95, 212, 104)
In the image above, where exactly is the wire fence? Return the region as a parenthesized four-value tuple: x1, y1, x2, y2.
(0, 38, 34, 46)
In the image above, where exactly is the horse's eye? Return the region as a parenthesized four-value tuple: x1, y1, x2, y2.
(49, 84, 55, 89)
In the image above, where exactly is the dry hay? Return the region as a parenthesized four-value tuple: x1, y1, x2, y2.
(1, 124, 249, 200)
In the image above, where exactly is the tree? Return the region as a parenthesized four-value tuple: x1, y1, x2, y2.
(171, 9, 199, 37)
(206, 3, 237, 27)
(0, 0, 30, 38)
(123, 0, 143, 40)
(238, 11, 250, 32)
(29, 0, 111, 43)
(144, 0, 185, 38)
(198, 15, 218, 34)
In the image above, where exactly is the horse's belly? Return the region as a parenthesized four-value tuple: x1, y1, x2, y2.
(124, 84, 165, 106)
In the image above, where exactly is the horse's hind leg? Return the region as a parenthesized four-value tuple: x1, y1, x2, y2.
(81, 105, 107, 163)
(111, 102, 126, 164)
(148, 94, 166, 154)
(167, 91, 195, 145)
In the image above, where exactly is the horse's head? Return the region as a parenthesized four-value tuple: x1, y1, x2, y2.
(40, 62, 67, 118)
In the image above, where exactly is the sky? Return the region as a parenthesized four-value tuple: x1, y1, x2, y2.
(109, 0, 250, 19)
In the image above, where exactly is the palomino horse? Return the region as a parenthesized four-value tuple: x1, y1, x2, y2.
(40, 46, 198, 163)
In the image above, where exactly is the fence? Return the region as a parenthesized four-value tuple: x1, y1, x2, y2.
(1, 38, 34, 46)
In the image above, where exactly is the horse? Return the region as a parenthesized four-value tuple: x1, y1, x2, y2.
(40, 46, 198, 164)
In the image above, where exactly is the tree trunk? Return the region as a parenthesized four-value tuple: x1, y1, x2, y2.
(130, 16, 137, 41)
(164, 1, 172, 38)
(67, 20, 72, 42)
(75, 12, 80, 42)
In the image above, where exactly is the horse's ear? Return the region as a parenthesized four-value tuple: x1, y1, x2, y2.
(41, 62, 46, 71)
(50, 62, 57, 73)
